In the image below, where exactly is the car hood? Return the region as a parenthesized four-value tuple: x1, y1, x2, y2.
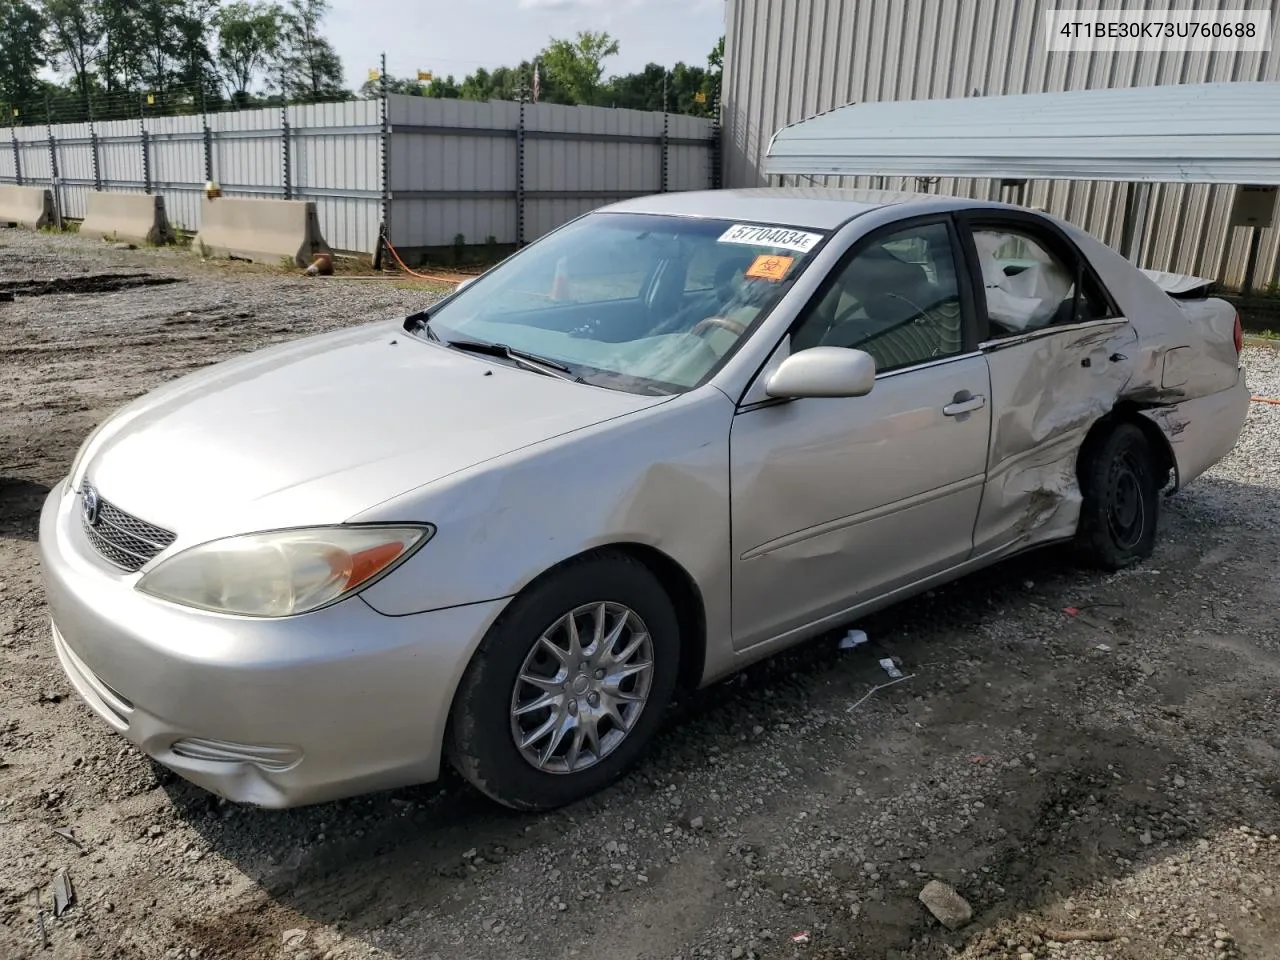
(81, 321, 669, 544)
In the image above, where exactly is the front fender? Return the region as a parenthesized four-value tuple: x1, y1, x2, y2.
(353, 388, 735, 636)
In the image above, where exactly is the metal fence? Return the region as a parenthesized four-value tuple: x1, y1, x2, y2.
(0, 95, 719, 257)
(386, 97, 717, 250)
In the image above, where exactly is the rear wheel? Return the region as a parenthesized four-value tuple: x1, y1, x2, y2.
(1074, 422, 1160, 571)
(446, 551, 680, 811)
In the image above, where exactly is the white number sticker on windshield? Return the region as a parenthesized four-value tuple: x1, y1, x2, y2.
(717, 224, 824, 253)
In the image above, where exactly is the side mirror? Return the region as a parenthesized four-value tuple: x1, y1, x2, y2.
(765, 347, 876, 399)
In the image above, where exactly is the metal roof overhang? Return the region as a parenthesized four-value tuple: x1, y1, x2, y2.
(763, 82, 1280, 185)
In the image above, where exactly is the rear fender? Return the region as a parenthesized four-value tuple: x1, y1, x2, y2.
(1136, 369, 1250, 492)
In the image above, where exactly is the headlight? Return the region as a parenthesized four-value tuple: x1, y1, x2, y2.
(135, 525, 433, 618)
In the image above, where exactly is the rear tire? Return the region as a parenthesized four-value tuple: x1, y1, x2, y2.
(1074, 422, 1160, 571)
(445, 551, 680, 812)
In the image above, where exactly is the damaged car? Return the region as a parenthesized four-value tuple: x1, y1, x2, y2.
(40, 187, 1249, 812)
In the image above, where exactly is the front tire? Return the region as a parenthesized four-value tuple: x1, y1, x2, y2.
(445, 551, 680, 811)
(1074, 422, 1160, 571)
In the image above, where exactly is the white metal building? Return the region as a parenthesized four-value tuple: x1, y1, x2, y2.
(721, 0, 1280, 288)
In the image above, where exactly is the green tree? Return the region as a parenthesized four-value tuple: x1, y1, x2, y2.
(277, 0, 345, 101)
(455, 63, 539, 102)
(605, 62, 666, 111)
(604, 57, 716, 117)
(537, 30, 618, 106)
(423, 74, 460, 99)
(215, 0, 283, 104)
(669, 61, 712, 116)
(41, 0, 103, 111)
(96, 0, 138, 94)
(358, 72, 428, 97)
(367, 73, 460, 98)
(457, 66, 492, 100)
(0, 0, 46, 110)
(172, 0, 220, 98)
(705, 34, 723, 112)
(89, 0, 216, 109)
(128, 0, 184, 92)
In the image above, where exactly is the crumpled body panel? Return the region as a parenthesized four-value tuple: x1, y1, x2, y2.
(974, 319, 1139, 555)
(964, 220, 1247, 555)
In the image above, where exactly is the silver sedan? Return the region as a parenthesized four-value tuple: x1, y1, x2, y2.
(39, 188, 1250, 811)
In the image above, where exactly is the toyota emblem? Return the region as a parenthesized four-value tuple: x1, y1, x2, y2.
(82, 487, 101, 527)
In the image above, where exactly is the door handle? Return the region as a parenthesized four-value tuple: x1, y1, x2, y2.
(943, 394, 986, 417)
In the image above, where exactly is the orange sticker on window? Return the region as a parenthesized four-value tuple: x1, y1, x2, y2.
(744, 254, 795, 281)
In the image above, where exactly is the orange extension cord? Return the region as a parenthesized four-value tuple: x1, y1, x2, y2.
(1254, 396, 1280, 405)
(381, 237, 471, 284)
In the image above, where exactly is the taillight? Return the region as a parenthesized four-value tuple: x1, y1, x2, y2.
(1233, 312, 1243, 355)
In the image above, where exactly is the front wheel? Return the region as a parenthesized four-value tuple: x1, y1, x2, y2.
(1074, 422, 1160, 571)
(445, 551, 680, 811)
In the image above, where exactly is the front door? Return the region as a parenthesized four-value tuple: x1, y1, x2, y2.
(729, 218, 992, 651)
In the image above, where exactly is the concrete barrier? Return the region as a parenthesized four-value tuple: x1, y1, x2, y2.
(0, 184, 54, 229)
(194, 197, 332, 267)
(80, 191, 174, 246)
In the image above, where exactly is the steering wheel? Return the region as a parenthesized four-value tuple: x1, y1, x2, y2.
(691, 315, 747, 339)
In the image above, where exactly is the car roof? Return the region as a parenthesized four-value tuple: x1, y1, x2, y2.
(599, 186, 980, 231)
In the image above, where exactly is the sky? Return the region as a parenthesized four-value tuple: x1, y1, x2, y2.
(328, 0, 727, 89)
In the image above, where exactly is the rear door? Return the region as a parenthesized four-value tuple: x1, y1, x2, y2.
(954, 211, 1139, 555)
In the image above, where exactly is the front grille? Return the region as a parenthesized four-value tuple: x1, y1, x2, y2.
(80, 483, 176, 572)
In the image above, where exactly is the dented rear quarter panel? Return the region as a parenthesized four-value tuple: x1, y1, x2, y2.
(1066, 224, 1241, 401)
(1064, 222, 1248, 490)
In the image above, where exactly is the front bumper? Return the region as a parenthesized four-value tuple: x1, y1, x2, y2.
(39, 484, 506, 808)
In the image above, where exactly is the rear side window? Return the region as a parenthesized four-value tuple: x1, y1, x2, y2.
(971, 226, 1119, 339)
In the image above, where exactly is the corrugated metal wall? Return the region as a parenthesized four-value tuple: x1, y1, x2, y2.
(1, 96, 716, 256)
(386, 96, 717, 249)
(723, 0, 1280, 289)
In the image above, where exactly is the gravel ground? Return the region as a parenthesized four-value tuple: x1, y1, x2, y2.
(1, 228, 1278, 960)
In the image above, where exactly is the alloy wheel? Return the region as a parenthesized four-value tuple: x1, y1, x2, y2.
(509, 601, 655, 775)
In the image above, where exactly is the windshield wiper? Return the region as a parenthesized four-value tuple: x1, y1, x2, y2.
(443, 337, 585, 382)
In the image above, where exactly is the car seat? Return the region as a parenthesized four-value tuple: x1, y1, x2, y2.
(810, 246, 963, 370)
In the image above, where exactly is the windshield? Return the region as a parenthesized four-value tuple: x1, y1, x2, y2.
(418, 212, 827, 394)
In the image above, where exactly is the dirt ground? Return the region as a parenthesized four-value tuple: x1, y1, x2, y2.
(1, 228, 1279, 960)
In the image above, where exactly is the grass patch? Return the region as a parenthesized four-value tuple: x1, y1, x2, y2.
(391, 279, 455, 294)
(1244, 331, 1280, 350)
(39, 220, 79, 234)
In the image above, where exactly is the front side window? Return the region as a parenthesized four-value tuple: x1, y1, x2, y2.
(790, 221, 966, 373)
(417, 212, 827, 394)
